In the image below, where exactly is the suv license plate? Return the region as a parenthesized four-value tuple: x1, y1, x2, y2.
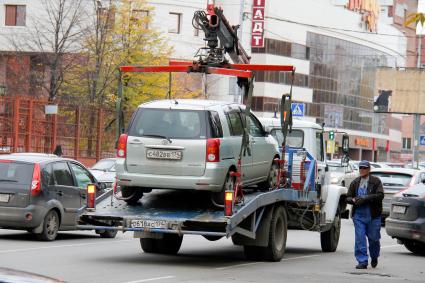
(146, 149, 182, 160)
(0, 194, 9, 203)
(393, 205, 406, 214)
(130, 219, 168, 229)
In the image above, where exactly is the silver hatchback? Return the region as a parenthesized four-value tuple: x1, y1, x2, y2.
(115, 99, 280, 205)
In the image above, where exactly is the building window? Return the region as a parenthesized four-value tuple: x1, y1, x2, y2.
(168, 12, 181, 34)
(132, 10, 149, 29)
(5, 5, 26, 26)
(387, 6, 393, 17)
(402, 138, 411, 149)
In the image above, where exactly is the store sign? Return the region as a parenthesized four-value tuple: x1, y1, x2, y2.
(355, 138, 370, 147)
(251, 0, 265, 48)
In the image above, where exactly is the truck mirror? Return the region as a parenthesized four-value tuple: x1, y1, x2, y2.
(341, 155, 349, 167)
(342, 134, 349, 154)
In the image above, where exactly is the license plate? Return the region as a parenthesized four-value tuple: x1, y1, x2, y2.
(130, 219, 168, 229)
(0, 194, 9, 203)
(146, 149, 182, 160)
(393, 205, 406, 214)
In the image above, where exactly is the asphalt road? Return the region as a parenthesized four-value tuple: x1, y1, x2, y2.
(0, 220, 424, 283)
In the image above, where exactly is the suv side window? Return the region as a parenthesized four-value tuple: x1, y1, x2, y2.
(248, 115, 264, 137)
(226, 112, 244, 136)
(69, 163, 94, 189)
(41, 163, 54, 187)
(52, 162, 74, 186)
(208, 111, 223, 138)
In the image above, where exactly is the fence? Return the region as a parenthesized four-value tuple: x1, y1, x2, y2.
(0, 96, 117, 166)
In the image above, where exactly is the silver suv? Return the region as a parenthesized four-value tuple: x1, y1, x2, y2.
(115, 99, 280, 205)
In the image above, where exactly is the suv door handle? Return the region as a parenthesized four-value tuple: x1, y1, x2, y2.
(57, 191, 63, 196)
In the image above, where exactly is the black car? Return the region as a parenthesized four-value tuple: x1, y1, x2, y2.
(0, 153, 117, 241)
(386, 183, 425, 255)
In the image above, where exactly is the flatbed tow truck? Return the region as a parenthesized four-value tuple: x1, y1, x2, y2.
(77, 2, 349, 261)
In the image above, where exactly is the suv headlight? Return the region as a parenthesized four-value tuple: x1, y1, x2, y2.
(331, 177, 339, 184)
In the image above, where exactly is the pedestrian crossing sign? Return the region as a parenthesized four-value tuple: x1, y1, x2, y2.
(291, 103, 305, 117)
(420, 136, 425, 146)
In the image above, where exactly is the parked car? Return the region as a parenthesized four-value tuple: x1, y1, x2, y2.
(89, 158, 116, 188)
(326, 161, 357, 187)
(115, 99, 280, 205)
(386, 183, 425, 255)
(0, 153, 116, 241)
(370, 168, 425, 221)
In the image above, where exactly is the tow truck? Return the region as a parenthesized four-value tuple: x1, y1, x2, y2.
(77, 3, 349, 261)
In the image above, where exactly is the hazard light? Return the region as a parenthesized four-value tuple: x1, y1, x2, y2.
(224, 191, 233, 216)
(87, 184, 96, 210)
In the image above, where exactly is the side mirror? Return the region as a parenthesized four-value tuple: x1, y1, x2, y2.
(342, 134, 349, 155)
(99, 182, 107, 191)
(421, 177, 425, 184)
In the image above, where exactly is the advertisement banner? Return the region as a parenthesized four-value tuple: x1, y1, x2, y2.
(252, 0, 265, 48)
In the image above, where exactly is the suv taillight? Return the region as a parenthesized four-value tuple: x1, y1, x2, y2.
(31, 163, 41, 196)
(116, 134, 128, 158)
(206, 138, 220, 162)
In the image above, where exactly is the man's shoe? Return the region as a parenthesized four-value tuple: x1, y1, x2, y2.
(371, 258, 378, 268)
(356, 263, 368, 269)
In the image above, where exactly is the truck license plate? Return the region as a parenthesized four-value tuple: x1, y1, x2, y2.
(0, 194, 9, 203)
(392, 205, 406, 214)
(146, 149, 182, 160)
(130, 219, 168, 229)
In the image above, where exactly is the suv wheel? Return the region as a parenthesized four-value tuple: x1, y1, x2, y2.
(259, 162, 279, 191)
(36, 210, 59, 241)
(211, 171, 235, 207)
(121, 186, 143, 205)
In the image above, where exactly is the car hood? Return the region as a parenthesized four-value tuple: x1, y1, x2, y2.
(89, 170, 115, 183)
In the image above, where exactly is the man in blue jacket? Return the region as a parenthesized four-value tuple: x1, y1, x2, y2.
(346, 160, 384, 269)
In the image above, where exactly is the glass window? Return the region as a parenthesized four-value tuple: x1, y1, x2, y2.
(248, 115, 264, 137)
(271, 129, 304, 148)
(69, 163, 94, 189)
(226, 112, 244, 136)
(5, 5, 26, 26)
(370, 172, 413, 188)
(52, 163, 74, 187)
(128, 108, 207, 139)
(208, 111, 223, 138)
(0, 161, 33, 185)
(41, 164, 54, 187)
(168, 12, 181, 34)
(315, 131, 324, 161)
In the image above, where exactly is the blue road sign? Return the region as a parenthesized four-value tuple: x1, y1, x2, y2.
(291, 103, 305, 117)
(420, 136, 425, 146)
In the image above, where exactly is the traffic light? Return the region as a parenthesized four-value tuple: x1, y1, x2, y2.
(329, 131, 335, 141)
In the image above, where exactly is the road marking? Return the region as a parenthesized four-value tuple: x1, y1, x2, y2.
(215, 254, 321, 270)
(0, 239, 132, 254)
(122, 276, 175, 283)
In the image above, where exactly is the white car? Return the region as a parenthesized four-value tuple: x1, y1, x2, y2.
(327, 161, 358, 187)
(89, 158, 116, 188)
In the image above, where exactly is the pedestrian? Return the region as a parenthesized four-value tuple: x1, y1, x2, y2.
(346, 160, 384, 269)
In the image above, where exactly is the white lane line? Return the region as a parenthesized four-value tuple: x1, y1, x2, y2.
(215, 254, 321, 270)
(381, 244, 400, 249)
(0, 239, 132, 254)
(122, 276, 175, 283)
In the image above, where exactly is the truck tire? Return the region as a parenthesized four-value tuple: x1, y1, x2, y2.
(258, 162, 279, 191)
(121, 186, 143, 205)
(96, 229, 118, 238)
(320, 209, 341, 252)
(140, 238, 159, 253)
(404, 240, 425, 255)
(36, 210, 59, 241)
(157, 234, 183, 255)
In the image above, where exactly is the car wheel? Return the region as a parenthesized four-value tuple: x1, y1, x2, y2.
(36, 210, 59, 241)
(404, 240, 425, 255)
(211, 171, 235, 208)
(121, 186, 143, 205)
(258, 162, 279, 191)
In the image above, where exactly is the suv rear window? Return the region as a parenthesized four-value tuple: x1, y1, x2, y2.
(0, 161, 33, 185)
(370, 172, 413, 188)
(128, 108, 207, 139)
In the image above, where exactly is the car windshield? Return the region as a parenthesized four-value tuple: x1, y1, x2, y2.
(0, 161, 34, 185)
(370, 172, 413, 188)
(91, 159, 115, 171)
(327, 164, 345, 173)
(271, 129, 304, 148)
(128, 108, 207, 139)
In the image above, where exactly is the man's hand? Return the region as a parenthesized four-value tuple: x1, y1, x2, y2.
(346, 197, 356, 205)
(354, 197, 366, 205)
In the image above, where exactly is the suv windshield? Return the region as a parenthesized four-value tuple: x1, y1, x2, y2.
(129, 108, 207, 139)
(0, 161, 34, 185)
(271, 129, 304, 148)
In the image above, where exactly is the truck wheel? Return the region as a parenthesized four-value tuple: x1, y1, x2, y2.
(157, 234, 183, 255)
(320, 209, 341, 252)
(262, 205, 287, 261)
(258, 162, 279, 191)
(404, 240, 425, 255)
(121, 186, 143, 205)
(203, 235, 223, 241)
(96, 229, 118, 238)
(140, 238, 159, 253)
(211, 172, 235, 207)
(243, 245, 264, 261)
(36, 210, 59, 241)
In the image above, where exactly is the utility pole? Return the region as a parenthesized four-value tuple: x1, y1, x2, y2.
(413, 33, 423, 168)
